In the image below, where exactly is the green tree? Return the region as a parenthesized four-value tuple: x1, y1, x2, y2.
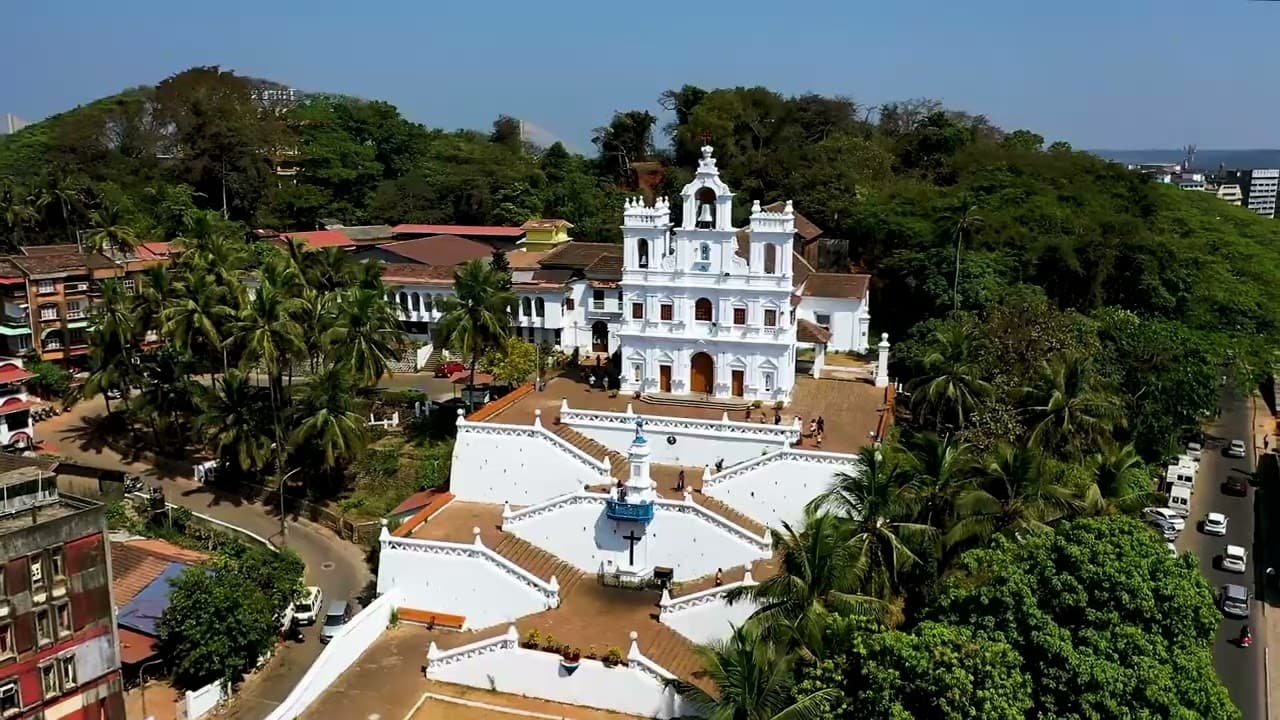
(727, 511, 882, 655)
(927, 516, 1236, 719)
(198, 370, 271, 473)
(809, 446, 936, 601)
(948, 444, 1079, 546)
(288, 364, 367, 472)
(669, 624, 838, 720)
(1022, 352, 1123, 456)
(482, 338, 539, 386)
(908, 321, 991, 431)
(323, 287, 402, 387)
(901, 432, 974, 528)
(795, 615, 1032, 720)
(162, 270, 234, 372)
(436, 259, 515, 410)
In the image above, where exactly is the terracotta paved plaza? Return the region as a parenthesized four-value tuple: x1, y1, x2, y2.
(487, 375, 886, 455)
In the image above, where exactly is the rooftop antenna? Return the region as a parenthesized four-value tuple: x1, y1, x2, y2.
(1183, 144, 1197, 171)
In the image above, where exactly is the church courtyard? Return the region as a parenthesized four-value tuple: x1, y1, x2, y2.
(483, 374, 888, 455)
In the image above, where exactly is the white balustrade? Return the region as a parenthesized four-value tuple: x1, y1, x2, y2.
(381, 533, 561, 607)
(701, 448, 856, 490)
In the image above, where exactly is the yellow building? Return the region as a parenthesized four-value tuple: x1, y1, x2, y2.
(520, 219, 573, 251)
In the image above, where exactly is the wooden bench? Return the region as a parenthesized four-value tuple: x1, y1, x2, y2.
(399, 608, 467, 630)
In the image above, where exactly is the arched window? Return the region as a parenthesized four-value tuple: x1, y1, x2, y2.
(398, 292, 409, 311)
(535, 297, 545, 317)
(699, 243, 711, 262)
(694, 297, 713, 322)
(521, 297, 532, 316)
(411, 293, 421, 312)
(637, 238, 649, 268)
(764, 244, 778, 274)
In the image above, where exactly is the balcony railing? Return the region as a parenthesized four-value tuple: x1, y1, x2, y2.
(605, 498, 654, 523)
(1, 313, 27, 327)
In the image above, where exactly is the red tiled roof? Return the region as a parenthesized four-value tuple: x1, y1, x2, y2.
(139, 242, 176, 258)
(0, 400, 32, 413)
(391, 488, 447, 517)
(802, 273, 870, 300)
(118, 627, 159, 665)
(763, 201, 823, 242)
(797, 319, 833, 344)
(280, 230, 355, 249)
(450, 371, 494, 385)
(380, 235, 494, 266)
(380, 264, 457, 285)
(111, 539, 208, 607)
(0, 363, 31, 385)
(392, 224, 525, 238)
(20, 245, 80, 257)
(536, 242, 618, 270)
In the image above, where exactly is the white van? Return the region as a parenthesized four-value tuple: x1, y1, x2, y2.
(1164, 458, 1196, 491)
(1166, 484, 1192, 516)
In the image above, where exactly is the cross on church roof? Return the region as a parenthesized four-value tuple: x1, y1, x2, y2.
(698, 130, 712, 144)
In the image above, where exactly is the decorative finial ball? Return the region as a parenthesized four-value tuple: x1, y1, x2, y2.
(535, 408, 542, 417)
(629, 630, 639, 641)
(472, 526, 481, 536)
(881, 332, 889, 341)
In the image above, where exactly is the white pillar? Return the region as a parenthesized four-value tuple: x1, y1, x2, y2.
(874, 333, 890, 388)
(812, 344, 825, 379)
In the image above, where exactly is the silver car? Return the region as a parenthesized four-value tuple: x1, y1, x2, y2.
(1227, 440, 1247, 458)
(1220, 584, 1249, 618)
(1221, 545, 1248, 574)
(318, 600, 351, 644)
(1202, 513, 1228, 536)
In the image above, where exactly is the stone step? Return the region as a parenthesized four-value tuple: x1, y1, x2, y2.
(693, 493, 769, 538)
(552, 425, 628, 479)
(493, 533, 585, 595)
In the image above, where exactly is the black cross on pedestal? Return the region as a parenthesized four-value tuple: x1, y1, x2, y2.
(623, 529, 642, 566)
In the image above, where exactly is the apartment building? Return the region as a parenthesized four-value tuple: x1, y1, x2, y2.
(0, 470, 125, 719)
(0, 247, 169, 366)
(1221, 169, 1279, 218)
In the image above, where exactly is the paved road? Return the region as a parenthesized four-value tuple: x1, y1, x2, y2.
(36, 396, 373, 720)
(1175, 392, 1266, 719)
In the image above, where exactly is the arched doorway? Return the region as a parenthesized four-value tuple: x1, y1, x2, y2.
(591, 321, 609, 353)
(690, 352, 714, 394)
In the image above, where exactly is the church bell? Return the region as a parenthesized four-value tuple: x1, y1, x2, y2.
(696, 202, 714, 228)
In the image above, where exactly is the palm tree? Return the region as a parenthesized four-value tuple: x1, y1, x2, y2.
(232, 277, 306, 471)
(951, 204, 983, 311)
(288, 364, 366, 471)
(291, 245, 354, 293)
(162, 271, 234, 373)
(436, 259, 516, 409)
(908, 322, 991, 431)
(808, 446, 937, 601)
(323, 287, 403, 387)
(87, 279, 142, 405)
(1084, 440, 1159, 513)
(86, 202, 140, 256)
(726, 510, 881, 655)
(670, 624, 838, 720)
(902, 433, 974, 528)
(136, 265, 175, 340)
(947, 444, 1079, 546)
(1022, 352, 1123, 456)
(198, 370, 270, 473)
(43, 174, 85, 245)
(0, 180, 40, 249)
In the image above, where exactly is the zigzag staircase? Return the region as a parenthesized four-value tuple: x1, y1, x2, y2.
(552, 425, 628, 478)
(492, 533, 587, 598)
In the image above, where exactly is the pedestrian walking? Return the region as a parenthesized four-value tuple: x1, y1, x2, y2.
(816, 430, 824, 448)
(816, 416, 825, 435)
(808, 418, 817, 436)
(714, 568, 723, 587)
(676, 469, 686, 490)
(773, 410, 781, 425)
(715, 458, 724, 473)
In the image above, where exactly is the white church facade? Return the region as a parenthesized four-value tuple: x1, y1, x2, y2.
(617, 147, 799, 403)
(382, 147, 872, 403)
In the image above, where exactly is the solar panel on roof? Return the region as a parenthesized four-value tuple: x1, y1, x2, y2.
(117, 562, 189, 635)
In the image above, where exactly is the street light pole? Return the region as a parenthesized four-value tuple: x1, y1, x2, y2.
(138, 657, 165, 720)
(279, 466, 302, 544)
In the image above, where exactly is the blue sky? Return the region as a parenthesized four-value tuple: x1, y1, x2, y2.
(3, 0, 1278, 151)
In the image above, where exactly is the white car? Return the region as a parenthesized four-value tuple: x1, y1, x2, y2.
(1166, 542, 1178, 557)
(1202, 513, 1228, 536)
(1143, 507, 1186, 532)
(1221, 545, 1248, 574)
(293, 586, 324, 626)
(1227, 440, 1247, 459)
(1186, 442, 1203, 461)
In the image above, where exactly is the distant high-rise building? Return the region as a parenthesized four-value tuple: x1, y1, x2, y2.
(2, 114, 30, 135)
(1221, 169, 1279, 218)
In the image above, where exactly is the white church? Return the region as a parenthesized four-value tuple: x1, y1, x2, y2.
(259, 150, 891, 720)
(385, 146, 873, 406)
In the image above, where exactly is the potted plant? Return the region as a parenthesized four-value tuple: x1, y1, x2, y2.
(585, 645, 599, 660)
(541, 634, 560, 653)
(523, 629, 541, 649)
(603, 646, 624, 668)
(561, 646, 583, 674)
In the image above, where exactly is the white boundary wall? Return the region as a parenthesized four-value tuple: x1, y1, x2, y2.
(503, 491, 770, 582)
(559, 400, 800, 467)
(701, 448, 856, 529)
(426, 625, 691, 719)
(450, 411, 611, 504)
(181, 680, 228, 720)
(262, 589, 400, 720)
(658, 574, 761, 646)
(377, 530, 560, 628)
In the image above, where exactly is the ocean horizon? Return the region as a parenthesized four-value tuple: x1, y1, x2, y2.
(1091, 149, 1280, 171)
